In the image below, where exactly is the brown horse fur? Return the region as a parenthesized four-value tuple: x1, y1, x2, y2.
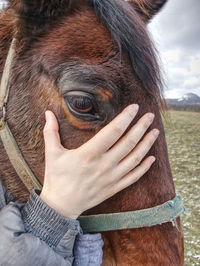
(0, 0, 184, 265)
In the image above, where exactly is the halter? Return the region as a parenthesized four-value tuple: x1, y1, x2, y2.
(0, 39, 185, 232)
(0, 39, 42, 191)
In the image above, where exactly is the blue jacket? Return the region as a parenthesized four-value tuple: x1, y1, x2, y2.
(0, 180, 104, 265)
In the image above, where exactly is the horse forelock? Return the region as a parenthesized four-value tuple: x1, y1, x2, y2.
(87, 0, 165, 109)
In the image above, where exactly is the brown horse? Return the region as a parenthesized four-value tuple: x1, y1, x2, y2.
(0, 0, 184, 265)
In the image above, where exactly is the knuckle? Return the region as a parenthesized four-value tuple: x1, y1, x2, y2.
(133, 155, 141, 165)
(149, 138, 155, 147)
(107, 186, 118, 198)
(94, 160, 112, 178)
(145, 141, 152, 151)
(82, 153, 94, 163)
(142, 120, 150, 129)
(112, 123, 124, 136)
(78, 147, 98, 163)
(43, 126, 51, 135)
(144, 163, 151, 173)
(142, 160, 152, 172)
(147, 136, 155, 147)
(127, 137, 137, 147)
(99, 162, 111, 175)
(125, 109, 134, 120)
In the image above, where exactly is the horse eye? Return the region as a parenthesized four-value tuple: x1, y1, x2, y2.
(64, 93, 101, 121)
(68, 96, 93, 113)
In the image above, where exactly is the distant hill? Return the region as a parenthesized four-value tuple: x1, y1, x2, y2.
(166, 93, 200, 105)
(166, 93, 200, 112)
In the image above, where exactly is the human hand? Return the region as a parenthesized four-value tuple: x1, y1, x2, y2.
(40, 104, 159, 219)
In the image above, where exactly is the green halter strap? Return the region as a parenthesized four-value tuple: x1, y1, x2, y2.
(78, 195, 186, 232)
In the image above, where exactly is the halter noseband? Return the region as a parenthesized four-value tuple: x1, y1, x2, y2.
(0, 39, 185, 232)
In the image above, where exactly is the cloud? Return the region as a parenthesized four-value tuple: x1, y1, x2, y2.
(161, 50, 183, 64)
(148, 0, 200, 98)
(0, 1, 7, 9)
(149, 0, 200, 52)
(190, 54, 200, 75)
(184, 77, 199, 88)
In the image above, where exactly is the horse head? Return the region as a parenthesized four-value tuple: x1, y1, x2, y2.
(0, 1, 184, 264)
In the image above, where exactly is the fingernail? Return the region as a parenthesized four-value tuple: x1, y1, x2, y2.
(150, 157, 156, 164)
(129, 104, 139, 112)
(153, 129, 160, 137)
(148, 113, 155, 123)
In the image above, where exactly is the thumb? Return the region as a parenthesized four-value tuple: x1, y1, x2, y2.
(43, 110, 64, 154)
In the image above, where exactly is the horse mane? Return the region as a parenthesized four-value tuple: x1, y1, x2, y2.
(87, 0, 165, 109)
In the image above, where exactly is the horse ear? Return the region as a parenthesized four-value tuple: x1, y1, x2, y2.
(125, 0, 167, 23)
(9, 0, 75, 36)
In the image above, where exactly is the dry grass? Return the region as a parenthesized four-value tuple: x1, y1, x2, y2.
(163, 111, 200, 265)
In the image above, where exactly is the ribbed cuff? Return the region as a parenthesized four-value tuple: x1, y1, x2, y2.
(21, 189, 81, 248)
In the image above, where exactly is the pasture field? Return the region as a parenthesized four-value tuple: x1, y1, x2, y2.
(163, 111, 200, 265)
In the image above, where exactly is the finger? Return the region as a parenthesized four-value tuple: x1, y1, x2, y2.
(106, 112, 155, 164)
(115, 129, 159, 178)
(43, 110, 64, 154)
(113, 156, 156, 194)
(79, 104, 139, 158)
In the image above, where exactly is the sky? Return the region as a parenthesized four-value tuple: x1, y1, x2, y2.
(148, 0, 200, 98)
(1, 0, 200, 99)
(0, 0, 6, 9)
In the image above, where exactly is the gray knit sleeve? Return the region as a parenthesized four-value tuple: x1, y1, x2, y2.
(21, 189, 82, 249)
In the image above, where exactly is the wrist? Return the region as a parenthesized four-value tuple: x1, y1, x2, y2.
(40, 191, 80, 220)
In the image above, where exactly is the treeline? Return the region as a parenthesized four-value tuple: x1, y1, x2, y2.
(167, 104, 200, 112)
